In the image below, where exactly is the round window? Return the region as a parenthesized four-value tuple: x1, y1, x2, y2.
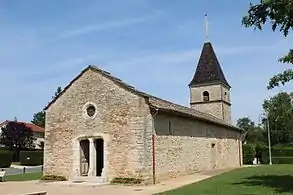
(86, 105, 96, 117)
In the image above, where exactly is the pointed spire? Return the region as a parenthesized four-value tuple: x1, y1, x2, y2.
(189, 42, 230, 88)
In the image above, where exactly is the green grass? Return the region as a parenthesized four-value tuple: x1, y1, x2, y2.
(156, 165, 293, 195)
(11, 162, 21, 165)
(4, 172, 43, 181)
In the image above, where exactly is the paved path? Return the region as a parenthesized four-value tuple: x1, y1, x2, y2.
(1, 165, 42, 176)
(0, 168, 237, 195)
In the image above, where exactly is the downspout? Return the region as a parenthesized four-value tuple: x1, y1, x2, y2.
(152, 107, 159, 184)
(238, 131, 246, 166)
(238, 137, 241, 166)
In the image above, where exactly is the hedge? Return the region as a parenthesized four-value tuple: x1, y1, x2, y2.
(272, 157, 293, 164)
(41, 175, 67, 181)
(243, 144, 256, 164)
(271, 147, 293, 157)
(110, 177, 143, 185)
(19, 151, 43, 166)
(0, 150, 13, 168)
(261, 147, 293, 164)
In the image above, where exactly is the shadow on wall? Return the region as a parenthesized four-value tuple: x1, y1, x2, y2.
(233, 175, 293, 194)
(154, 113, 238, 139)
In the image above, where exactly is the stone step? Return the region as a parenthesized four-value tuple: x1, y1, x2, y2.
(71, 176, 107, 183)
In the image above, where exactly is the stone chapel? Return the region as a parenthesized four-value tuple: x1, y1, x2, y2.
(43, 41, 244, 184)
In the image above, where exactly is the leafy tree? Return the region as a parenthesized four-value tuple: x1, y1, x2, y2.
(262, 92, 293, 145)
(237, 117, 264, 144)
(52, 86, 62, 99)
(0, 121, 36, 150)
(31, 87, 62, 128)
(242, 0, 293, 89)
(38, 141, 44, 149)
(31, 111, 45, 128)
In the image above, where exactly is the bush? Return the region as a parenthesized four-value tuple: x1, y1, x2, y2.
(19, 151, 43, 166)
(40, 175, 67, 181)
(255, 143, 268, 163)
(272, 157, 293, 164)
(110, 177, 143, 185)
(0, 151, 13, 168)
(243, 144, 256, 164)
(271, 147, 293, 157)
(261, 147, 293, 164)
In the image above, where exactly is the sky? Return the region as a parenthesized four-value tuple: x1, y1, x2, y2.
(0, 0, 292, 125)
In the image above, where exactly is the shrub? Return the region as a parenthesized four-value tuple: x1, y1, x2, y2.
(261, 147, 293, 164)
(110, 177, 143, 185)
(271, 147, 293, 157)
(242, 144, 256, 164)
(255, 143, 268, 163)
(40, 175, 67, 181)
(19, 151, 43, 166)
(0, 150, 13, 168)
(272, 157, 293, 164)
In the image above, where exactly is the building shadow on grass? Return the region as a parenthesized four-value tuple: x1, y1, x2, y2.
(233, 175, 293, 193)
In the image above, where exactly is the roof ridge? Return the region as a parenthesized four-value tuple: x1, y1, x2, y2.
(44, 65, 241, 132)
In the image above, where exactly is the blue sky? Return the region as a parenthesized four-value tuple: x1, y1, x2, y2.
(0, 0, 292, 125)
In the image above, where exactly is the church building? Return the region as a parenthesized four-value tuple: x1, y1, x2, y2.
(43, 41, 244, 184)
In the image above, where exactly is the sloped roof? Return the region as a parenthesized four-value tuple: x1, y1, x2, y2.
(44, 65, 243, 133)
(0, 120, 44, 133)
(189, 42, 230, 88)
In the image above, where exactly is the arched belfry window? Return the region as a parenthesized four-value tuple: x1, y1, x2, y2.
(203, 91, 210, 101)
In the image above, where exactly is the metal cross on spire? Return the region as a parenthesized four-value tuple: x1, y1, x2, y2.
(204, 13, 209, 42)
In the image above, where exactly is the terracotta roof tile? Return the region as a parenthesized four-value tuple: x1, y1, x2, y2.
(0, 121, 44, 133)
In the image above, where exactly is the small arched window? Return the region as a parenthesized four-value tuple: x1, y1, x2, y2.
(203, 91, 210, 101)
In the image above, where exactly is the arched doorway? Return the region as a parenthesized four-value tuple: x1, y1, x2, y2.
(95, 138, 104, 176)
(80, 139, 90, 176)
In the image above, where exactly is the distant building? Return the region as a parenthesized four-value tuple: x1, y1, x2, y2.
(0, 120, 45, 149)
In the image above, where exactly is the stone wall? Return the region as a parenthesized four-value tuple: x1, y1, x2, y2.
(154, 113, 241, 182)
(44, 69, 153, 182)
(189, 84, 231, 123)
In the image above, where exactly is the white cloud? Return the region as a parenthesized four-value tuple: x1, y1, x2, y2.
(49, 11, 163, 41)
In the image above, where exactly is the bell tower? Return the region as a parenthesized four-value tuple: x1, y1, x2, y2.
(189, 15, 231, 123)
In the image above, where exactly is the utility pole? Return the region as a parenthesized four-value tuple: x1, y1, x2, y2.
(259, 113, 273, 165)
(267, 117, 272, 165)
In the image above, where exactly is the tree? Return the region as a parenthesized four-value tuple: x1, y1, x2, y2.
(0, 121, 35, 150)
(31, 87, 62, 128)
(52, 86, 62, 99)
(237, 117, 264, 144)
(31, 111, 45, 128)
(38, 141, 44, 149)
(242, 0, 293, 89)
(262, 92, 293, 145)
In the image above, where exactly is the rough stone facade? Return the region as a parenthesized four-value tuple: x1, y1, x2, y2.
(44, 69, 153, 182)
(44, 65, 243, 184)
(190, 84, 231, 123)
(154, 113, 241, 182)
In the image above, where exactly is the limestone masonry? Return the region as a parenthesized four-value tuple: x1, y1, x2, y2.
(43, 41, 244, 184)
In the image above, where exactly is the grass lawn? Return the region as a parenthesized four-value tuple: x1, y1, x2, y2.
(156, 165, 293, 195)
(11, 162, 21, 165)
(4, 172, 42, 181)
